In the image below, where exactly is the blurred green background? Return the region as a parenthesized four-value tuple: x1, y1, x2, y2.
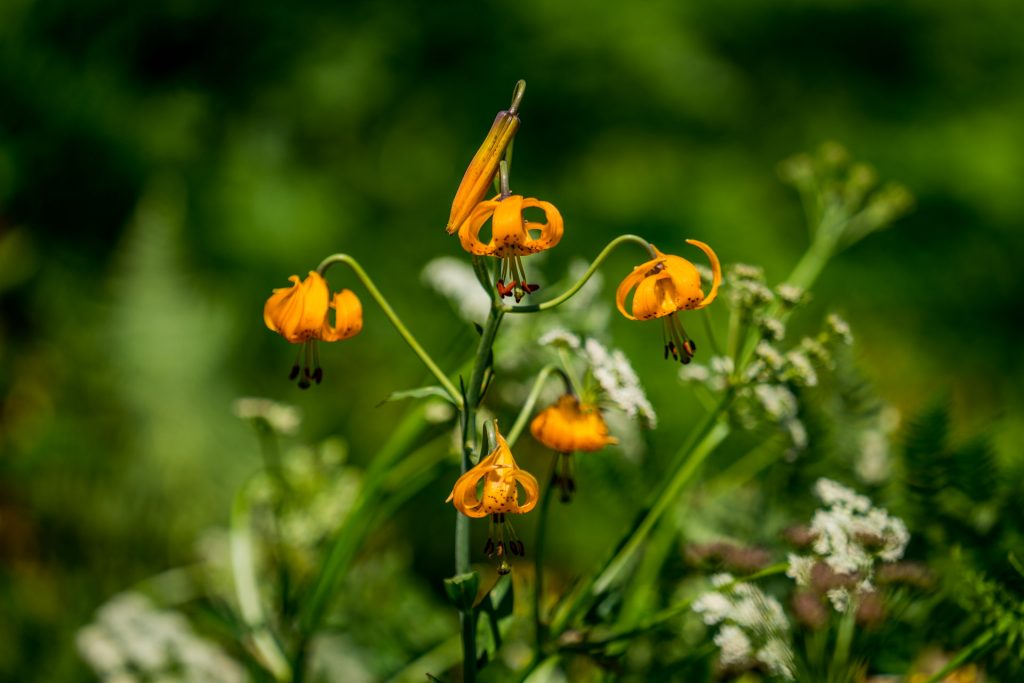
(2, 0, 1022, 680)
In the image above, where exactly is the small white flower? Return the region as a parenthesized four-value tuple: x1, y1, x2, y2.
(784, 349, 818, 387)
(755, 342, 785, 371)
(826, 313, 854, 344)
(584, 338, 657, 428)
(759, 317, 786, 341)
(538, 328, 581, 349)
(715, 625, 753, 666)
(776, 283, 806, 306)
(233, 397, 301, 435)
(786, 554, 815, 586)
(753, 384, 798, 421)
(679, 363, 711, 383)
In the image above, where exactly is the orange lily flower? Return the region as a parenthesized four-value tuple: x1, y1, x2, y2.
(615, 239, 721, 364)
(458, 194, 564, 301)
(446, 424, 539, 573)
(531, 394, 617, 502)
(446, 109, 520, 235)
(264, 271, 363, 388)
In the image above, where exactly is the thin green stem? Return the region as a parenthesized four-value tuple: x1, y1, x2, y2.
(550, 394, 733, 634)
(317, 253, 461, 407)
(533, 459, 558, 657)
(507, 365, 569, 447)
(701, 308, 722, 357)
(501, 234, 655, 314)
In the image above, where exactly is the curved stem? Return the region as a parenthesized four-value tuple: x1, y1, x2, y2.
(506, 365, 570, 447)
(501, 234, 655, 314)
(317, 253, 462, 408)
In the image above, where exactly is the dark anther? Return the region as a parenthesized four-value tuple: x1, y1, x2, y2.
(298, 378, 311, 390)
(645, 262, 666, 277)
(289, 365, 301, 380)
(683, 339, 696, 357)
(681, 355, 691, 365)
(498, 560, 512, 575)
(312, 367, 324, 384)
(522, 283, 540, 294)
(496, 280, 516, 298)
(516, 540, 525, 556)
(484, 538, 495, 556)
(510, 542, 521, 557)
(495, 542, 505, 557)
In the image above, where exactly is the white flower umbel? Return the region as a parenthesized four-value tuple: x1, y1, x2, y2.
(583, 338, 657, 428)
(421, 257, 490, 324)
(787, 479, 910, 611)
(77, 592, 246, 683)
(693, 574, 796, 680)
(538, 328, 581, 350)
(233, 397, 301, 435)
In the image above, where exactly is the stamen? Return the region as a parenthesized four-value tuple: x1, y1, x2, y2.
(298, 342, 313, 389)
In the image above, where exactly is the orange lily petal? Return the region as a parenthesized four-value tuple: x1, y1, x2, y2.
(457, 198, 500, 255)
(615, 249, 667, 320)
(263, 271, 330, 343)
(319, 289, 363, 342)
(520, 198, 564, 253)
(685, 239, 721, 309)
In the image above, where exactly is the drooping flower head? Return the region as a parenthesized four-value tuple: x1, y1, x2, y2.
(616, 239, 721, 364)
(531, 394, 617, 501)
(264, 271, 363, 388)
(458, 194, 564, 301)
(446, 423, 539, 573)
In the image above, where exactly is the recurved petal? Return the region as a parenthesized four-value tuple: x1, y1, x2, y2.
(521, 198, 564, 252)
(457, 199, 500, 255)
(319, 289, 363, 342)
(511, 469, 540, 514)
(489, 195, 528, 252)
(685, 239, 721, 309)
(446, 466, 492, 518)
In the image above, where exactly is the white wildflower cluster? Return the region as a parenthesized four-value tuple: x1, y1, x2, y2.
(232, 397, 301, 435)
(583, 338, 657, 428)
(693, 574, 795, 680)
(787, 478, 910, 611)
(825, 313, 853, 345)
(421, 257, 490, 324)
(758, 317, 786, 342)
(76, 592, 246, 683)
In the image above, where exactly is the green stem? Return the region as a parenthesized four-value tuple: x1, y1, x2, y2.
(501, 234, 655, 314)
(507, 365, 569, 447)
(317, 253, 461, 407)
(454, 304, 505, 683)
(533, 459, 559, 656)
(919, 631, 995, 683)
(830, 604, 856, 682)
(550, 394, 733, 634)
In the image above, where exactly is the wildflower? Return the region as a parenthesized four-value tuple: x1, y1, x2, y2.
(457, 194, 564, 301)
(446, 424, 539, 573)
(446, 99, 521, 235)
(615, 240, 721, 364)
(787, 478, 910, 612)
(421, 256, 490, 323)
(693, 574, 795, 680)
(583, 338, 657, 427)
(530, 394, 617, 502)
(264, 271, 363, 388)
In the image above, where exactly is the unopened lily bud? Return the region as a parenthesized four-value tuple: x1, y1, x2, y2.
(446, 93, 522, 234)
